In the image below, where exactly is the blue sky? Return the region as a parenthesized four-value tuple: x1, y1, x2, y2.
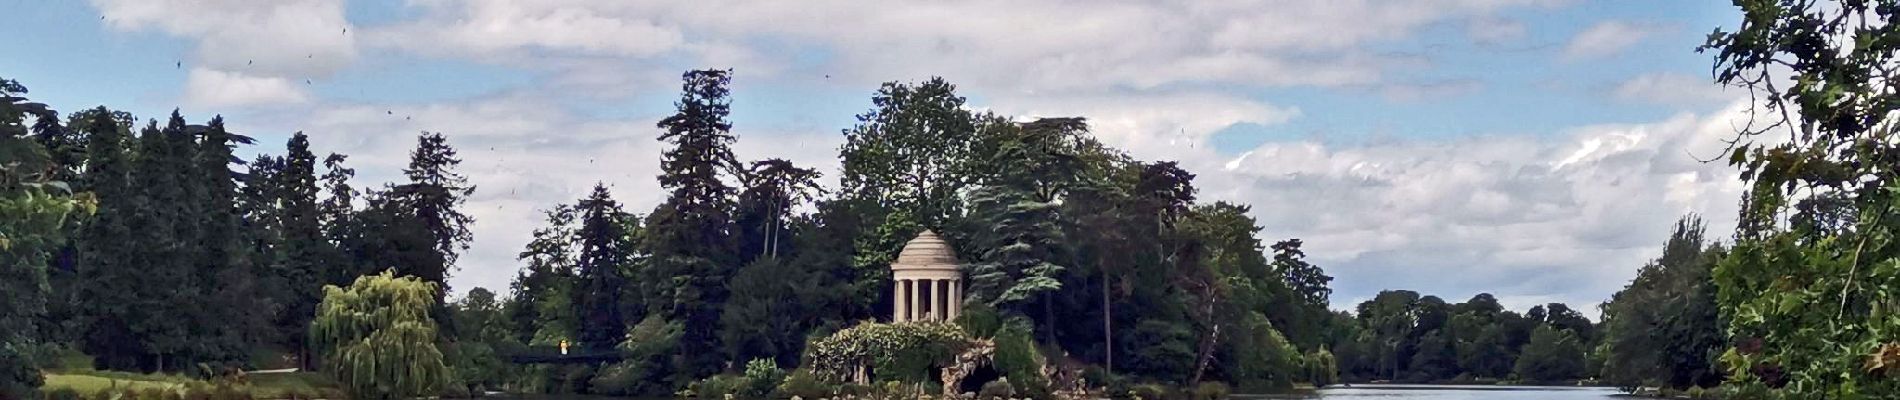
(0, 0, 1755, 314)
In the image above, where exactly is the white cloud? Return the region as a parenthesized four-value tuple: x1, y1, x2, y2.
(1612, 72, 1739, 106)
(1563, 20, 1667, 60)
(93, 0, 357, 78)
(365, 0, 1554, 93)
(182, 68, 311, 108)
(1203, 102, 1753, 310)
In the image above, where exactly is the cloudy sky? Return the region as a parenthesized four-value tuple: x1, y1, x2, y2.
(1, 0, 1754, 314)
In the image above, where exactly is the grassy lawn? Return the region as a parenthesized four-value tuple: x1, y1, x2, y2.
(40, 348, 341, 398)
(43, 369, 340, 398)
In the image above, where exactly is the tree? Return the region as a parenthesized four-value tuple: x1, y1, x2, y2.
(1703, 1, 1900, 395)
(263, 132, 329, 368)
(1514, 325, 1585, 383)
(643, 69, 741, 379)
(734, 159, 821, 264)
(387, 132, 475, 281)
(125, 114, 195, 372)
(507, 204, 578, 345)
(188, 116, 263, 366)
(1601, 216, 1725, 391)
(0, 77, 89, 399)
(838, 77, 979, 229)
(311, 270, 451, 400)
(572, 184, 635, 350)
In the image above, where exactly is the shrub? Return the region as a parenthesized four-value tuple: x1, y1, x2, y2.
(956, 303, 1003, 337)
(1190, 381, 1230, 400)
(741, 359, 784, 397)
(774, 369, 835, 399)
(42, 388, 82, 400)
(804, 321, 970, 383)
(977, 379, 1014, 400)
(991, 318, 1048, 396)
(692, 374, 750, 399)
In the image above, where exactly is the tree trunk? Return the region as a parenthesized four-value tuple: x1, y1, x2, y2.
(1190, 323, 1221, 385)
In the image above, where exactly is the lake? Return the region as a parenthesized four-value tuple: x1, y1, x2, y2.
(1243, 384, 1624, 399)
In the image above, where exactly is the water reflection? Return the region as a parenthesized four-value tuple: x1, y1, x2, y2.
(1242, 384, 1623, 399)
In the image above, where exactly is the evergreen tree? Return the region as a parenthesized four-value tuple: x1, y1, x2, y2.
(644, 69, 741, 379)
(188, 116, 262, 365)
(390, 132, 475, 273)
(74, 108, 142, 370)
(508, 204, 578, 344)
(572, 184, 635, 349)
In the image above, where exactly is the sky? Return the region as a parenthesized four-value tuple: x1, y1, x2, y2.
(0, 0, 1757, 315)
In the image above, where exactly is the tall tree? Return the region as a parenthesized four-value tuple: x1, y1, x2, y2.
(0, 77, 87, 399)
(572, 184, 635, 350)
(508, 204, 578, 345)
(643, 69, 741, 379)
(126, 114, 195, 371)
(390, 132, 476, 272)
(272, 132, 329, 368)
(188, 116, 262, 365)
(73, 107, 143, 371)
(1601, 216, 1725, 391)
(734, 159, 821, 264)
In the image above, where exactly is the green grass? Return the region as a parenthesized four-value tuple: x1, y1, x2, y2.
(42, 369, 340, 398)
(42, 371, 192, 395)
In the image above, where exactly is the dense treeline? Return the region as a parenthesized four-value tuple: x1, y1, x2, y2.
(10, 0, 1897, 395)
(490, 71, 1348, 395)
(0, 75, 480, 382)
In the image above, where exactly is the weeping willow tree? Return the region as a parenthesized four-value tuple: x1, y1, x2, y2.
(311, 270, 451, 399)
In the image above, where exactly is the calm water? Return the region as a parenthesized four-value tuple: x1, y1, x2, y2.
(1244, 384, 1624, 399)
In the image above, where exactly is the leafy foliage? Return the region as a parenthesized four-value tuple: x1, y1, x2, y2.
(309, 270, 450, 400)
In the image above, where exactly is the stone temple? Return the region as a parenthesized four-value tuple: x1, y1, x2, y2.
(891, 230, 963, 322)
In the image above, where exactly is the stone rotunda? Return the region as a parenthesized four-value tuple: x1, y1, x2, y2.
(891, 230, 963, 322)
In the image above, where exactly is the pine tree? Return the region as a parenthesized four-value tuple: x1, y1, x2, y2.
(644, 69, 741, 379)
(572, 184, 635, 349)
(74, 108, 141, 370)
(390, 132, 475, 273)
(318, 153, 360, 286)
(188, 116, 261, 365)
(126, 114, 194, 372)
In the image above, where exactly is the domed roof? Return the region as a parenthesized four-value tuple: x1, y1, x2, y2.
(892, 230, 960, 271)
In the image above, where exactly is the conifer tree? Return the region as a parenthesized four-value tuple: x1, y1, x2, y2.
(644, 69, 741, 379)
(572, 184, 635, 349)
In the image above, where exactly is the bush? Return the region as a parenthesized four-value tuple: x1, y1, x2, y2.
(774, 369, 835, 399)
(956, 303, 1003, 337)
(692, 374, 750, 399)
(991, 318, 1049, 397)
(741, 359, 784, 397)
(42, 388, 82, 400)
(1190, 381, 1230, 400)
(977, 379, 1014, 399)
(804, 322, 970, 383)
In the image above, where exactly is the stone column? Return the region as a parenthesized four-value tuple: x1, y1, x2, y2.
(910, 278, 923, 322)
(948, 280, 961, 321)
(895, 279, 909, 322)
